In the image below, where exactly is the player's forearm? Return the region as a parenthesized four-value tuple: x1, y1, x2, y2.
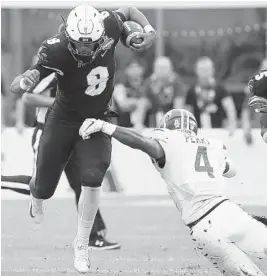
(11, 69, 41, 94)
(10, 75, 26, 94)
(125, 7, 151, 28)
(22, 93, 55, 108)
(112, 126, 161, 159)
(113, 126, 148, 151)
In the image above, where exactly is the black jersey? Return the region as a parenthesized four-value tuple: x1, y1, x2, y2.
(31, 10, 125, 120)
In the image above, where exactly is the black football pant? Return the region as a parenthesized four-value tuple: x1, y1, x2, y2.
(30, 102, 112, 198)
(30, 103, 111, 236)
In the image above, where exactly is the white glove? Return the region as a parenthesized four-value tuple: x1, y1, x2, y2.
(79, 119, 104, 140)
(79, 118, 116, 140)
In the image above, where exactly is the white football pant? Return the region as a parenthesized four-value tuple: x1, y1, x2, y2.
(190, 200, 267, 276)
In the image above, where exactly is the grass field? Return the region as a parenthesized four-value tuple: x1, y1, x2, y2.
(2, 195, 267, 276)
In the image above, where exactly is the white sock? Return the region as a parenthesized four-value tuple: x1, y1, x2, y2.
(32, 196, 43, 205)
(75, 186, 100, 247)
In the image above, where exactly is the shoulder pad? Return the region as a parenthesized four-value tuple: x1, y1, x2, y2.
(112, 11, 125, 28)
(39, 33, 67, 61)
(43, 33, 66, 47)
(102, 10, 124, 40)
(35, 34, 67, 75)
(100, 10, 112, 21)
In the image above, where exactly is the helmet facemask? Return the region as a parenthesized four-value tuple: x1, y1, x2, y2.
(66, 34, 105, 58)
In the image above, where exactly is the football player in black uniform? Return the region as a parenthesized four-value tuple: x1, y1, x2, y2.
(247, 69, 267, 226)
(10, 4, 156, 273)
(247, 70, 267, 143)
(2, 54, 120, 250)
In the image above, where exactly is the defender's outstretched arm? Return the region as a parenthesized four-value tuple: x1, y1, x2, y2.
(112, 126, 164, 160)
(79, 119, 164, 160)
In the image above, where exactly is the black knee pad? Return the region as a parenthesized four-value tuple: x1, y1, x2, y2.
(81, 162, 110, 188)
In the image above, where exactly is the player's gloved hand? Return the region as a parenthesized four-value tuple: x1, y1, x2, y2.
(130, 31, 156, 52)
(79, 119, 104, 140)
(20, 69, 40, 90)
(79, 118, 117, 139)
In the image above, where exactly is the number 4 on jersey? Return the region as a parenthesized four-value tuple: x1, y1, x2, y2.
(194, 146, 215, 178)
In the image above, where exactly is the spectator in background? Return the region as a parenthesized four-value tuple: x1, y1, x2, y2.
(113, 61, 148, 130)
(145, 56, 186, 127)
(110, 61, 149, 192)
(185, 56, 237, 134)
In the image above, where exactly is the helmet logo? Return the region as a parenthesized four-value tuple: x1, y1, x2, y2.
(78, 19, 94, 35)
(174, 119, 181, 128)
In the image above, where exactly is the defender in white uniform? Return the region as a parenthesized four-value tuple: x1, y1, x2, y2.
(79, 108, 267, 276)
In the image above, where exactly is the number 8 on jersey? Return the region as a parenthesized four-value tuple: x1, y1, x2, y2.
(85, 66, 109, 96)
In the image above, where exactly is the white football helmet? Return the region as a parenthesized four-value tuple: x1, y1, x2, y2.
(65, 4, 105, 57)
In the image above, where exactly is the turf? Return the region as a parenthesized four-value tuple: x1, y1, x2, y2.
(2, 195, 267, 276)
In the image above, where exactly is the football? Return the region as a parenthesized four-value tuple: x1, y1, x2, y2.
(120, 21, 144, 48)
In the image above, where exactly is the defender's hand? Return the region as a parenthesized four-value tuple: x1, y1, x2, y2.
(131, 32, 156, 52)
(79, 118, 104, 140)
(21, 69, 40, 89)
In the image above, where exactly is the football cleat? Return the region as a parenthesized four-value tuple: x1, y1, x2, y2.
(88, 236, 121, 250)
(73, 240, 91, 273)
(29, 196, 44, 224)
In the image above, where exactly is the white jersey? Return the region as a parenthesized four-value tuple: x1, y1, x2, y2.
(150, 128, 228, 225)
(33, 73, 56, 124)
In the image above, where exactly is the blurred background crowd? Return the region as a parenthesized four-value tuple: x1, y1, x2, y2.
(1, 5, 267, 145)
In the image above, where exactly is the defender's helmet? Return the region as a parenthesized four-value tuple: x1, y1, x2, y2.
(65, 4, 105, 57)
(159, 109, 198, 134)
(248, 70, 267, 113)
